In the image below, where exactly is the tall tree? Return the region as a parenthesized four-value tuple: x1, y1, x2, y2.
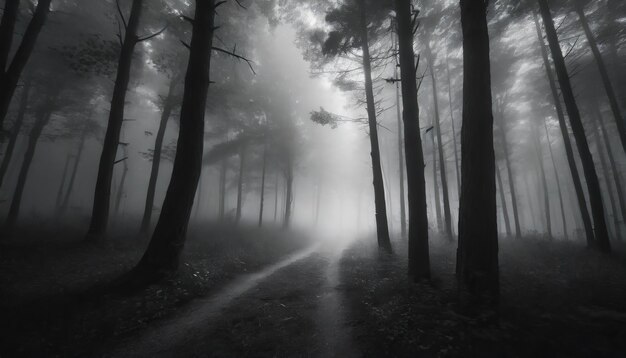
(314, 0, 393, 252)
(495, 162, 511, 237)
(542, 120, 568, 240)
(235, 145, 246, 223)
(538, 0, 611, 252)
(4, 93, 57, 231)
(132, 0, 217, 280)
(456, 0, 499, 301)
(0, 80, 30, 188)
(0, 0, 52, 132)
(496, 109, 521, 239)
(531, 123, 552, 239)
(533, 11, 594, 244)
(425, 41, 453, 240)
(574, 0, 625, 155)
(86, 0, 149, 239)
(393, 31, 407, 238)
(595, 106, 626, 238)
(140, 74, 181, 234)
(395, 0, 430, 279)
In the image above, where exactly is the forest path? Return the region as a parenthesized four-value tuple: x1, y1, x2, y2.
(108, 236, 358, 357)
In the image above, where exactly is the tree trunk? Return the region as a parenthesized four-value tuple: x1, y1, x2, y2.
(543, 120, 568, 240)
(235, 145, 245, 223)
(524, 174, 538, 231)
(427, 49, 453, 240)
(87, 0, 143, 239)
(4, 105, 53, 231)
(55, 153, 71, 208)
(0, 0, 19, 73)
(219, 158, 226, 220)
(140, 77, 177, 234)
(590, 116, 621, 241)
(60, 121, 88, 213)
(0, 0, 51, 132)
(496, 162, 511, 237)
(596, 107, 626, 240)
(0, 80, 29, 188)
(283, 155, 293, 229)
(394, 34, 407, 238)
(273, 173, 279, 222)
(114, 144, 129, 215)
(258, 143, 267, 227)
(574, 1, 626, 155)
(456, 0, 499, 301)
(532, 124, 552, 239)
(359, 0, 392, 252)
(432, 127, 442, 231)
(533, 11, 593, 244)
(538, 0, 611, 252)
(446, 54, 461, 197)
(498, 115, 521, 239)
(395, 0, 430, 279)
(133, 0, 215, 279)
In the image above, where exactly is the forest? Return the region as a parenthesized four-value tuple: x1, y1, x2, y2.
(0, 0, 625, 356)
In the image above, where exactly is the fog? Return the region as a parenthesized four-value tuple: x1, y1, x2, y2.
(1, 0, 625, 356)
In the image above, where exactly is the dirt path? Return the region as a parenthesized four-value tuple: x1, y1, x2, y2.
(107, 238, 358, 357)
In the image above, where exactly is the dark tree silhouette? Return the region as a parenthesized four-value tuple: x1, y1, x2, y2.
(132, 0, 217, 280)
(456, 0, 499, 301)
(0, 0, 52, 132)
(538, 0, 611, 252)
(395, 0, 430, 280)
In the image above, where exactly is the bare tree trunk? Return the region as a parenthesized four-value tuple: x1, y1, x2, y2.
(496, 162, 511, 237)
(87, 0, 144, 239)
(133, 0, 215, 279)
(114, 144, 129, 215)
(395, 0, 429, 279)
(498, 115, 521, 239)
(432, 128, 442, 232)
(0, 0, 19, 73)
(235, 145, 245, 224)
(394, 34, 407, 238)
(283, 154, 293, 229)
(273, 173, 279, 222)
(219, 158, 226, 220)
(590, 116, 621, 241)
(446, 54, 461, 197)
(532, 124, 552, 239)
(55, 154, 71, 208)
(258, 143, 267, 227)
(60, 121, 88, 213)
(0, 80, 29, 188)
(359, 0, 391, 252)
(574, 1, 626, 155)
(4, 104, 54, 231)
(539, 0, 611, 252)
(427, 52, 453, 240)
(0, 0, 52, 131)
(523, 174, 537, 232)
(533, 11, 593, 244)
(596, 107, 625, 240)
(140, 76, 178, 234)
(543, 120, 568, 240)
(456, 0, 499, 301)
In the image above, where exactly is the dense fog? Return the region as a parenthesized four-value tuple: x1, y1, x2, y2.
(1, 0, 625, 356)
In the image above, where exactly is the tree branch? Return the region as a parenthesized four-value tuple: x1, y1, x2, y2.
(212, 46, 255, 74)
(138, 24, 168, 42)
(115, 0, 128, 29)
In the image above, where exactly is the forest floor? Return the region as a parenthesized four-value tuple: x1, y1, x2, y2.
(0, 221, 311, 356)
(1, 227, 626, 357)
(341, 236, 626, 357)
